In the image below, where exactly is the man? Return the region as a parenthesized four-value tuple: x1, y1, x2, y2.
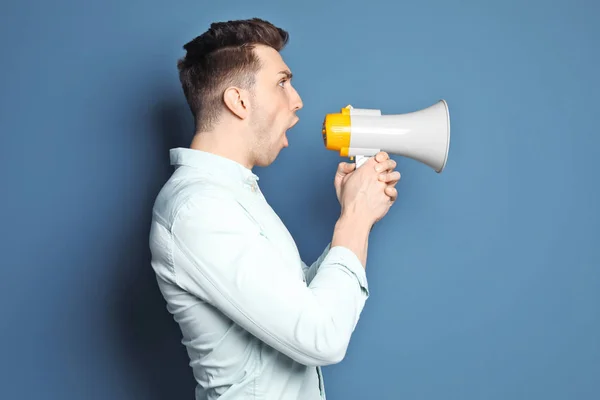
(149, 18, 401, 399)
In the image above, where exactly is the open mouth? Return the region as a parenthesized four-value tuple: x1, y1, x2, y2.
(283, 116, 299, 148)
(289, 116, 299, 129)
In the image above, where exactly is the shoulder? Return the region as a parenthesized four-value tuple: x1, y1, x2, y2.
(151, 172, 234, 227)
(151, 172, 254, 235)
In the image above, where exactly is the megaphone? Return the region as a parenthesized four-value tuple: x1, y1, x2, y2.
(322, 99, 450, 172)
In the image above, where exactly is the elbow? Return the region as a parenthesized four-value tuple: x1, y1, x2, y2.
(295, 331, 351, 367)
(317, 343, 348, 366)
(303, 343, 348, 367)
(285, 299, 362, 367)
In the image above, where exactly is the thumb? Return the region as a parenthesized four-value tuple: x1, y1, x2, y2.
(337, 162, 356, 174)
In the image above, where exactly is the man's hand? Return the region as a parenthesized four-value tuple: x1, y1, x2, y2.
(334, 152, 401, 204)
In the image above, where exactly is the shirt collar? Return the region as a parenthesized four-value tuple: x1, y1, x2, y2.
(169, 147, 259, 184)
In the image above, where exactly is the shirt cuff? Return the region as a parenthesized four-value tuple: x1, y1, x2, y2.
(326, 245, 369, 297)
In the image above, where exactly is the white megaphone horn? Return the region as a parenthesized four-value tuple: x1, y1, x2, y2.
(322, 99, 450, 172)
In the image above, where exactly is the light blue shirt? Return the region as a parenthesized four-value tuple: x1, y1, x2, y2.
(149, 147, 370, 399)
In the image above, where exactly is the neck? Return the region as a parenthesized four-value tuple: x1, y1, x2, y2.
(189, 125, 254, 170)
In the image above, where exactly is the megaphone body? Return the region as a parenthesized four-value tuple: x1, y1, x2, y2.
(322, 99, 451, 172)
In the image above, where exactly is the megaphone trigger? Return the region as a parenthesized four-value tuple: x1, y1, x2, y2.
(354, 154, 373, 168)
(355, 155, 368, 168)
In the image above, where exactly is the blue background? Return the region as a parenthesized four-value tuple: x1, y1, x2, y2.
(1, 0, 598, 399)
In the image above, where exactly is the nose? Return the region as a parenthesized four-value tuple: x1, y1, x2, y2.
(290, 85, 303, 112)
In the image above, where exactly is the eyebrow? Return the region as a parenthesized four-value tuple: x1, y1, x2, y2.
(277, 70, 293, 80)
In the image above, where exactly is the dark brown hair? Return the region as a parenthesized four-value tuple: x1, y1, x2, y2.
(177, 18, 289, 132)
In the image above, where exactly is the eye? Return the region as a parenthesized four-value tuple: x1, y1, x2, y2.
(278, 78, 287, 88)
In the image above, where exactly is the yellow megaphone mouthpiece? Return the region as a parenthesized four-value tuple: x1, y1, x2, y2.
(322, 105, 353, 157)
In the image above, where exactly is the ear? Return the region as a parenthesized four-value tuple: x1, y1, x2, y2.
(223, 86, 250, 120)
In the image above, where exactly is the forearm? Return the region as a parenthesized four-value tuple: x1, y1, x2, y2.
(331, 211, 373, 268)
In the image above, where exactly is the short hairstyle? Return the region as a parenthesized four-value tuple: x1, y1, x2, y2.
(177, 18, 289, 132)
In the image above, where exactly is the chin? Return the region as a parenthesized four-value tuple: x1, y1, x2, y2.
(255, 155, 275, 168)
(262, 151, 283, 167)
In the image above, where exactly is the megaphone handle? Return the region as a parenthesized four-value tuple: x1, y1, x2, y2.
(355, 155, 369, 168)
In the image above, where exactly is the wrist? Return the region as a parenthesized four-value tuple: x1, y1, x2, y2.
(339, 207, 373, 231)
(332, 211, 371, 268)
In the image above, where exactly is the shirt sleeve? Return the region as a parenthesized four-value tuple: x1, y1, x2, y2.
(301, 243, 331, 285)
(170, 192, 370, 367)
